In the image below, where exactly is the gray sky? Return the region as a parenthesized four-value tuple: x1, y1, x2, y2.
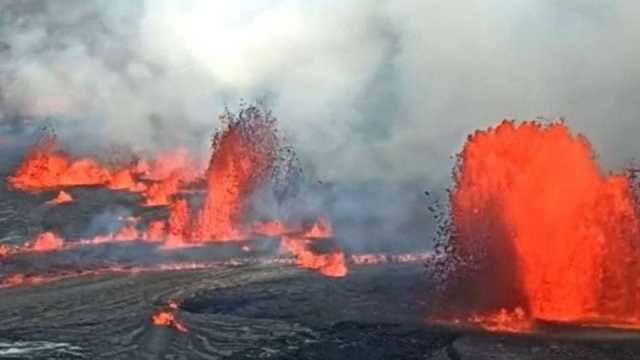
(1, 0, 639, 184)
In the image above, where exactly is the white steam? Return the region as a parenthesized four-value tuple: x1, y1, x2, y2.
(1, 1, 639, 183)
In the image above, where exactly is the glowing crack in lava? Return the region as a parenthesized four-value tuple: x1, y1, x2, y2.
(439, 120, 640, 331)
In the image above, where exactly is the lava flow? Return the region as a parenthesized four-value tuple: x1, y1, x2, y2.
(281, 217, 348, 278)
(437, 120, 640, 331)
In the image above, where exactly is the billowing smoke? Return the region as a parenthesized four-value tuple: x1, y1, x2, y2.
(1, 1, 639, 249)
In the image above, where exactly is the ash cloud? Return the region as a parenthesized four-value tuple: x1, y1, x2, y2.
(1, 1, 639, 249)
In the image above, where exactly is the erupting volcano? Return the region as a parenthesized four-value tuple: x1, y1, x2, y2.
(3, 106, 348, 280)
(435, 120, 640, 332)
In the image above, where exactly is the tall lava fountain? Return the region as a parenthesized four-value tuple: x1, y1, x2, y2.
(435, 120, 640, 330)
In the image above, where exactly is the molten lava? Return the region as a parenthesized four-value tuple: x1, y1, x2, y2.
(9, 135, 200, 207)
(192, 107, 279, 241)
(6, 108, 348, 278)
(445, 120, 640, 330)
(46, 190, 73, 205)
(280, 218, 348, 278)
(30, 232, 64, 252)
(9, 135, 111, 191)
(151, 300, 188, 332)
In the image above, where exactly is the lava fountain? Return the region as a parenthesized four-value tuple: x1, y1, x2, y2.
(192, 106, 279, 241)
(436, 120, 640, 331)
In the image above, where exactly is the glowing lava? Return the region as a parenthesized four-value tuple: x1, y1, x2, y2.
(281, 217, 347, 278)
(192, 107, 279, 241)
(9, 134, 200, 206)
(443, 120, 640, 331)
(151, 300, 188, 332)
(46, 190, 73, 205)
(6, 108, 348, 278)
(9, 134, 111, 190)
(29, 232, 64, 252)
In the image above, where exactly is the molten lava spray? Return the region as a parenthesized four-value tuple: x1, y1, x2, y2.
(281, 217, 347, 278)
(444, 120, 640, 329)
(192, 107, 279, 241)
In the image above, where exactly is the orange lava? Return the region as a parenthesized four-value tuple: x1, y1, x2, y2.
(46, 190, 73, 205)
(280, 218, 348, 277)
(151, 300, 188, 332)
(9, 135, 200, 207)
(0, 244, 11, 257)
(6, 109, 349, 279)
(447, 120, 640, 330)
(2, 273, 46, 287)
(252, 219, 290, 237)
(143, 220, 166, 242)
(30, 232, 64, 251)
(9, 135, 111, 191)
(192, 108, 278, 241)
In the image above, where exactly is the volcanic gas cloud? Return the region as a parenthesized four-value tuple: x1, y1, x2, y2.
(435, 120, 640, 331)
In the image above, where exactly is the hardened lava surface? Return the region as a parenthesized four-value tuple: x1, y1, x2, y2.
(3, 264, 640, 359)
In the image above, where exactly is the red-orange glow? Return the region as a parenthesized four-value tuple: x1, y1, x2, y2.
(467, 308, 532, 333)
(46, 190, 73, 205)
(252, 219, 290, 237)
(30, 232, 64, 251)
(9, 136, 111, 191)
(0, 244, 11, 257)
(165, 199, 191, 247)
(151, 300, 188, 332)
(2, 274, 46, 287)
(108, 168, 147, 192)
(10, 136, 200, 207)
(142, 174, 181, 207)
(191, 109, 278, 242)
(281, 235, 348, 277)
(448, 120, 640, 330)
(146, 148, 199, 182)
(114, 224, 139, 241)
(304, 216, 333, 238)
(144, 220, 166, 242)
